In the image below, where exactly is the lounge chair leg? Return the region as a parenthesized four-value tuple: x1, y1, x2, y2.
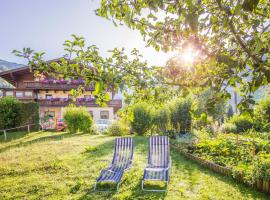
(94, 182, 98, 191)
(141, 181, 144, 191)
(116, 182, 120, 191)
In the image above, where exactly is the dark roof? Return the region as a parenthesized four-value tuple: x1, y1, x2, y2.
(0, 66, 29, 76)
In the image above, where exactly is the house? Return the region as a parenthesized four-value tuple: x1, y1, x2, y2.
(0, 60, 122, 129)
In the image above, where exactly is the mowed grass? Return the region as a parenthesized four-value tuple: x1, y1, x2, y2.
(0, 132, 268, 200)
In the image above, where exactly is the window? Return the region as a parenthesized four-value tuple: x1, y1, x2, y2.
(100, 111, 109, 119)
(5, 91, 13, 96)
(89, 111, 93, 118)
(15, 91, 23, 98)
(46, 94, 53, 100)
(25, 91, 33, 97)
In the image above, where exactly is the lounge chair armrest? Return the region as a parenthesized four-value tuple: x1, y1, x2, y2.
(144, 167, 169, 172)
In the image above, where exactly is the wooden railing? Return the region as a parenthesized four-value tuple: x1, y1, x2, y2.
(24, 81, 95, 91)
(38, 99, 122, 107)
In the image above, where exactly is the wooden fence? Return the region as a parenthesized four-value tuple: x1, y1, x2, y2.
(171, 144, 270, 194)
(0, 124, 37, 141)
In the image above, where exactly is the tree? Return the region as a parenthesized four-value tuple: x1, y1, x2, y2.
(130, 102, 153, 135)
(14, 1, 270, 110)
(227, 104, 234, 118)
(254, 95, 270, 131)
(13, 36, 159, 105)
(194, 89, 227, 122)
(96, 0, 270, 110)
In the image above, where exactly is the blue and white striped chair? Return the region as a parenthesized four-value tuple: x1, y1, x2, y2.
(94, 137, 134, 191)
(142, 136, 171, 192)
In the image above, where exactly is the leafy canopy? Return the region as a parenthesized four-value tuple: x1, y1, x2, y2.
(96, 0, 270, 109)
(13, 35, 161, 105)
(13, 1, 270, 110)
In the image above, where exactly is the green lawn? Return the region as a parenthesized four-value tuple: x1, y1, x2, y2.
(0, 131, 268, 200)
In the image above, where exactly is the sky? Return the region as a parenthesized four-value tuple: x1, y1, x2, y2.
(0, 0, 172, 66)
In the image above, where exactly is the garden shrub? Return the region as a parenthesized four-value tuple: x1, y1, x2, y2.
(229, 114, 253, 133)
(63, 106, 93, 133)
(255, 141, 270, 153)
(220, 122, 237, 133)
(254, 95, 270, 131)
(192, 137, 255, 166)
(130, 102, 153, 135)
(169, 98, 192, 133)
(253, 152, 270, 181)
(0, 97, 21, 129)
(0, 97, 39, 130)
(107, 121, 128, 136)
(152, 106, 170, 133)
(187, 135, 270, 183)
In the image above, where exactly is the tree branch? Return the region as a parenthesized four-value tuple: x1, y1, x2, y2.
(215, 0, 262, 64)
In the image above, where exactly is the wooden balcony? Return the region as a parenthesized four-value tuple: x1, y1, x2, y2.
(24, 81, 95, 91)
(38, 99, 122, 108)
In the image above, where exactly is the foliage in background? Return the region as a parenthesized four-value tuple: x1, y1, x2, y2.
(227, 105, 234, 119)
(63, 106, 93, 133)
(194, 89, 228, 123)
(220, 122, 237, 134)
(107, 121, 129, 136)
(130, 102, 153, 135)
(0, 97, 39, 130)
(229, 114, 254, 133)
(254, 95, 270, 131)
(169, 98, 192, 133)
(152, 106, 171, 133)
(0, 97, 21, 129)
(19, 102, 40, 128)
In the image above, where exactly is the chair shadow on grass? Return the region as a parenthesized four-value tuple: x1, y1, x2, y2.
(0, 132, 85, 153)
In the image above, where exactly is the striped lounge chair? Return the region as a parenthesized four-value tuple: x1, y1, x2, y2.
(94, 137, 134, 191)
(142, 136, 171, 192)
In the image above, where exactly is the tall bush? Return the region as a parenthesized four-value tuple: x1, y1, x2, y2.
(63, 106, 93, 133)
(107, 121, 129, 136)
(0, 97, 21, 129)
(153, 106, 170, 133)
(0, 97, 39, 130)
(170, 98, 192, 132)
(254, 95, 270, 131)
(229, 114, 253, 133)
(130, 102, 153, 135)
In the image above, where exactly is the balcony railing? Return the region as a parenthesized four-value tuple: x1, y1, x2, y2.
(24, 81, 95, 91)
(38, 98, 122, 107)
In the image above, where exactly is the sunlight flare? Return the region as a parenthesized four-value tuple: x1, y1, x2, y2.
(178, 46, 199, 64)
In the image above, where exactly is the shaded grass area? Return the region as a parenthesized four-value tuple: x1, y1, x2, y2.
(0, 131, 30, 143)
(0, 132, 269, 200)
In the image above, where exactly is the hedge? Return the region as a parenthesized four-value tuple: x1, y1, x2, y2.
(0, 97, 39, 130)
